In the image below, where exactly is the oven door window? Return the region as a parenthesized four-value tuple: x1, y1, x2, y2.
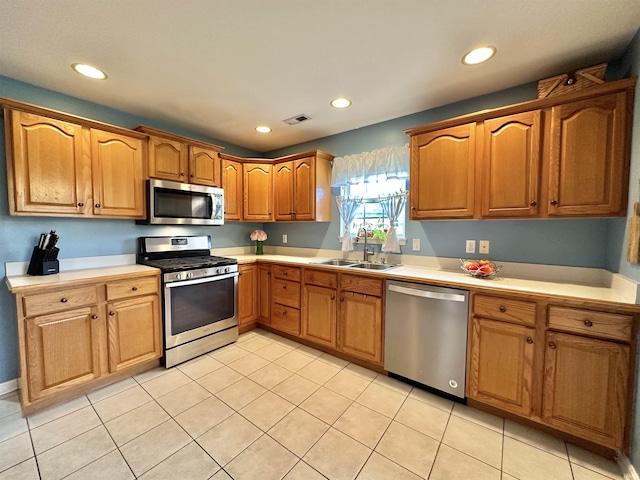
(169, 277, 235, 335)
(155, 188, 213, 220)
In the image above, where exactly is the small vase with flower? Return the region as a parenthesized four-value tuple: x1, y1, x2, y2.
(250, 229, 267, 255)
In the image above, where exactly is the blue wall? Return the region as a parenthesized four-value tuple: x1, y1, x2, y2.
(0, 76, 263, 384)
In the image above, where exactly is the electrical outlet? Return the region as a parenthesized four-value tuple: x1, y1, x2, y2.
(479, 240, 490, 254)
(465, 240, 476, 253)
(412, 239, 420, 251)
(282, 234, 288, 244)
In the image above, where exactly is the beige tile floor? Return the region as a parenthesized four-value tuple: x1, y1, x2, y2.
(0, 329, 627, 480)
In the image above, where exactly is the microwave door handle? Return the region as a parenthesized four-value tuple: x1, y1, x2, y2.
(206, 195, 214, 219)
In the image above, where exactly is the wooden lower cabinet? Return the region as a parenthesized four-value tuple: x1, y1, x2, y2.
(542, 332, 630, 449)
(258, 265, 271, 324)
(13, 272, 162, 414)
(468, 317, 534, 416)
(338, 291, 383, 364)
(302, 284, 337, 348)
(238, 265, 258, 326)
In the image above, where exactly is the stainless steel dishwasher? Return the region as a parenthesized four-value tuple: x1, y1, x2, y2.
(384, 280, 469, 399)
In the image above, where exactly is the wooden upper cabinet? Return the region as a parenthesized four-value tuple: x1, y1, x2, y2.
(243, 163, 273, 221)
(221, 157, 243, 221)
(90, 129, 145, 218)
(293, 157, 315, 220)
(147, 135, 188, 182)
(410, 123, 476, 219)
(481, 111, 541, 218)
(7, 110, 89, 215)
(547, 92, 629, 217)
(274, 161, 294, 220)
(189, 146, 221, 187)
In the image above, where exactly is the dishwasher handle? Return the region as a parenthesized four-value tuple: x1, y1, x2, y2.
(388, 284, 466, 302)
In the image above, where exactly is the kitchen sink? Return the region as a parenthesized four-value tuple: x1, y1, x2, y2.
(314, 259, 361, 266)
(349, 262, 399, 271)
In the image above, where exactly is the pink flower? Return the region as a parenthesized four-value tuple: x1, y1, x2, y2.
(250, 229, 267, 241)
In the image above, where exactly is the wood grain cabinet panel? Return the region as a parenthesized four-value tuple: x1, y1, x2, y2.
(410, 123, 476, 219)
(8, 110, 89, 215)
(189, 146, 221, 187)
(481, 110, 541, 217)
(271, 303, 300, 335)
(90, 129, 145, 218)
(468, 317, 534, 416)
(243, 163, 273, 221)
(302, 284, 337, 348)
(548, 306, 633, 342)
(292, 158, 315, 220)
(147, 135, 188, 182)
(338, 291, 383, 364)
(274, 161, 294, 221)
(473, 295, 536, 326)
(221, 157, 243, 221)
(542, 332, 630, 449)
(547, 92, 629, 217)
(23, 285, 99, 317)
(238, 265, 258, 326)
(258, 265, 271, 324)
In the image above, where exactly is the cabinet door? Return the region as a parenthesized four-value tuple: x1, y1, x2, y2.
(238, 265, 258, 326)
(542, 332, 629, 449)
(258, 265, 271, 324)
(148, 135, 188, 182)
(468, 318, 534, 416)
(339, 291, 383, 364)
(90, 129, 145, 218)
(222, 159, 243, 221)
(189, 146, 221, 187)
(24, 306, 103, 401)
(107, 295, 161, 373)
(410, 123, 476, 219)
(274, 161, 294, 221)
(243, 163, 273, 221)
(8, 110, 89, 215)
(547, 92, 628, 216)
(293, 157, 315, 220)
(482, 111, 541, 217)
(302, 284, 337, 348)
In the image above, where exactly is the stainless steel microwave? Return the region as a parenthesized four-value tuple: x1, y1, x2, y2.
(139, 179, 224, 225)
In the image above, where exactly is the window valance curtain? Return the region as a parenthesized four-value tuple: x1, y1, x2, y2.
(331, 144, 410, 186)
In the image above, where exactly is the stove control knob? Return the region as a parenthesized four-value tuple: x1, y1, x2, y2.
(186, 272, 193, 279)
(175, 273, 182, 280)
(225, 267, 230, 273)
(217, 268, 223, 275)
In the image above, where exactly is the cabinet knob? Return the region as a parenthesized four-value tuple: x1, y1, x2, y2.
(282, 310, 287, 316)
(60, 298, 68, 303)
(340, 297, 344, 302)
(109, 311, 115, 316)
(78, 202, 84, 207)
(411, 206, 416, 210)
(191, 174, 194, 177)
(180, 172, 185, 176)
(330, 295, 335, 300)
(499, 306, 506, 313)
(282, 285, 287, 289)
(529, 201, 537, 207)
(583, 319, 593, 327)
(526, 337, 533, 344)
(95, 203, 101, 208)
(283, 271, 287, 275)
(131, 286, 138, 291)
(548, 342, 557, 349)
(550, 200, 558, 206)
(91, 314, 98, 319)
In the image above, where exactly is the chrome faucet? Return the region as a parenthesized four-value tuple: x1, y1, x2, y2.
(358, 227, 374, 262)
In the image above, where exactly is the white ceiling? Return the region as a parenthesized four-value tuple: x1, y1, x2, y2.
(1, 0, 639, 153)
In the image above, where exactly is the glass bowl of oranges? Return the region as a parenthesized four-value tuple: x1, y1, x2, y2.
(460, 259, 501, 279)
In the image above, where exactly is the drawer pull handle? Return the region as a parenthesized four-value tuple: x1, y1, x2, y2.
(499, 306, 506, 313)
(132, 286, 138, 291)
(282, 310, 287, 316)
(283, 271, 287, 275)
(526, 337, 533, 344)
(78, 202, 84, 207)
(583, 320, 593, 327)
(60, 298, 68, 303)
(91, 314, 98, 319)
(282, 285, 287, 290)
(109, 311, 115, 316)
(549, 342, 557, 349)
(95, 203, 101, 208)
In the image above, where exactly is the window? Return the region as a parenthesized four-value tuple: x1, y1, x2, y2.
(339, 178, 407, 242)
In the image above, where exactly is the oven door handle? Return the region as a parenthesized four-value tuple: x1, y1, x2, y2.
(165, 271, 239, 288)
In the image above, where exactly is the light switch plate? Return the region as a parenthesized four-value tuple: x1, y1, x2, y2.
(479, 240, 490, 254)
(412, 239, 420, 251)
(282, 234, 288, 244)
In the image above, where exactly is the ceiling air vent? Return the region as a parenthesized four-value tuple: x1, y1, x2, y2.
(283, 114, 311, 125)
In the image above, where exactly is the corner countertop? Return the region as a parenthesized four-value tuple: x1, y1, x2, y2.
(232, 254, 640, 308)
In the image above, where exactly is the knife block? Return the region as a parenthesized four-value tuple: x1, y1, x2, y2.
(27, 246, 59, 276)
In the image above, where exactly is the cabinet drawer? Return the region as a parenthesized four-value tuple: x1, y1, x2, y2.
(548, 306, 634, 342)
(271, 303, 300, 335)
(106, 276, 158, 301)
(23, 286, 99, 317)
(473, 295, 536, 326)
(272, 278, 301, 308)
(340, 274, 383, 296)
(272, 265, 301, 282)
(304, 269, 337, 288)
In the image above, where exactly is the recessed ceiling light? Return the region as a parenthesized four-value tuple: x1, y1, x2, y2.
(71, 63, 107, 79)
(255, 126, 271, 133)
(461, 46, 497, 66)
(330, 97, 352, 109)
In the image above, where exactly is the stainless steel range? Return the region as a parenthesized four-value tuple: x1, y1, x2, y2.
(137, 235, 238, 367)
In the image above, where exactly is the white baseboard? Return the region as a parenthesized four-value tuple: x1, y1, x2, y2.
(0, 378, 18, 396)
(617, 452, 639, 480)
